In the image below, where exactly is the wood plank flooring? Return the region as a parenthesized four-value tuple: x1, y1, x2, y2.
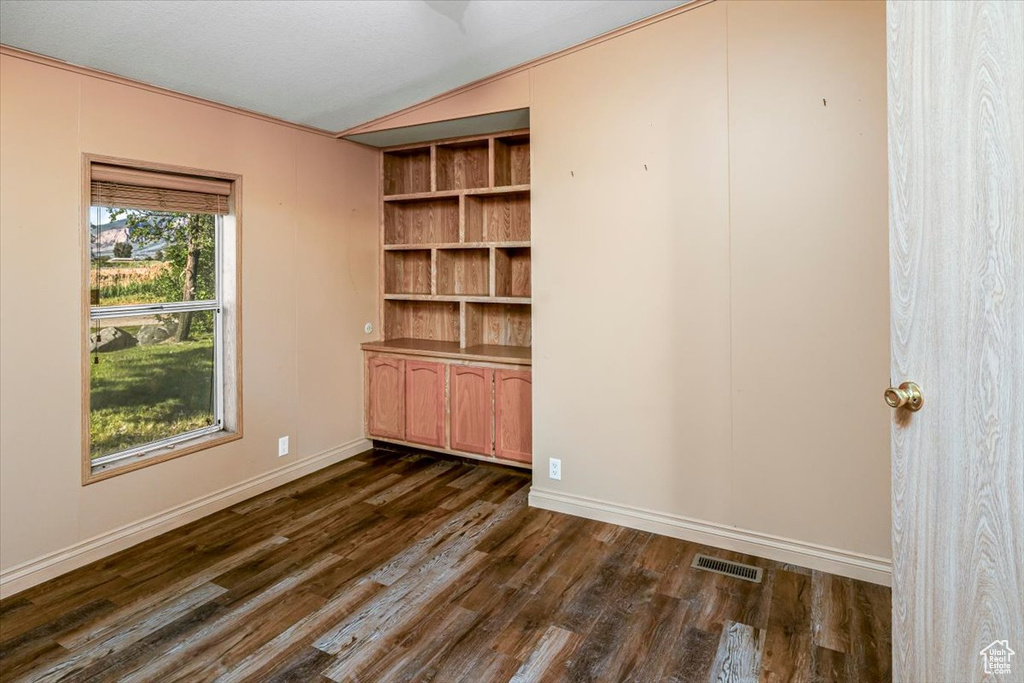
(0, 449, 891, 682)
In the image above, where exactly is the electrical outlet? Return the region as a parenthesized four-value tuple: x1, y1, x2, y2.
(278, 436, 289, 457)
(549, 458, 561, 481)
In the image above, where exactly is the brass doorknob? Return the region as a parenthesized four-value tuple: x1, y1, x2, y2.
(885, 381, 923, 411)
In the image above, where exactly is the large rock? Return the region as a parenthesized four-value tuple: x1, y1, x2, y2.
(90, 327, 138, 353)
(137, 324, 173, 346)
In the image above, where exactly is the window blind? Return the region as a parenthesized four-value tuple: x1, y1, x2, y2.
(91, 163, 231, 215)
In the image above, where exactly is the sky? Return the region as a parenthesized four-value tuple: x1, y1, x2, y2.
(91, 206, 115, 226)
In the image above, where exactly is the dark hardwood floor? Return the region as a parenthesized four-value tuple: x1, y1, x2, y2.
(0, 449, 891, 682)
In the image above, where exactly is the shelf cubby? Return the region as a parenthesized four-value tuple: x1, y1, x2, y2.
(464, 302, 532, 348)
(465, 190, 530, 242)
(384, 300, 459, 343)
(437, 248, 489, 296)
(383, 147, 431, 195)
(494, 134, 530, 187)
(436, 140, 489, 191)
(384, 197, 459, 245)
(495, 247, 531, 298)
(384, 250, 431, 295)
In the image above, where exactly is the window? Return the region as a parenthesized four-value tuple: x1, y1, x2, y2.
(84, 158, 241, 481)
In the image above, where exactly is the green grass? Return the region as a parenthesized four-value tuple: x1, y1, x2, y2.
(90, 333, 215, 459)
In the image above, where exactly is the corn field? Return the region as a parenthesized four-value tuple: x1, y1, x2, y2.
(91, 261, 170, 305)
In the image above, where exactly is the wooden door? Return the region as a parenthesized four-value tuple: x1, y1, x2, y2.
(405, 361, 446, 447)
(888, 2, 1023, 681)
(495, 370, 532, 463)
(367, 356, 405, 440)
(451, 365, 493, 455)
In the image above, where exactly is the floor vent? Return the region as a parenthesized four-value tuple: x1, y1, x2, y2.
(691, 554, 764, 583)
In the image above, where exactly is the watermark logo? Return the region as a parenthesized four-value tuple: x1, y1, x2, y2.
(980, 640, 1015, 676)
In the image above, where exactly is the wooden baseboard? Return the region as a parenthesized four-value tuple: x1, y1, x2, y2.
(0, 438, 372, 598)
(528, 488, 892, 586)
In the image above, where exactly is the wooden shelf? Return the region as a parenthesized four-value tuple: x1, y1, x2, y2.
(384, 241, 530, 251)
(383, 185, 530, 203)
(362, 339, 531, 366)
(377, 130, 532, 359)
(384, 294, 530, 304)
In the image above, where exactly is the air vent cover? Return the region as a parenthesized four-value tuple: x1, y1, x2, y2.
(691, 554, 764, 583)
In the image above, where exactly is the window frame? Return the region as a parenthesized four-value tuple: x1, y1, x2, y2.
(81, 154, 243, 484)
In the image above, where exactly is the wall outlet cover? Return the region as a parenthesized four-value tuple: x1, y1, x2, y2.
(278, 436, 290, 457)
(549, 458, 561, 481)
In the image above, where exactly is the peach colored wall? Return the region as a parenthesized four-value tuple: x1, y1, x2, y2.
(536, 1, 888, 565)
(541, 0, 889, 564)
(530, 0, 735, 525)
(725, 0, 890, 559)
(344, 70, 531, 135)
(353, 0, 892, 568)
(0, 54, 379, 585)
(535, 0, 890, 564)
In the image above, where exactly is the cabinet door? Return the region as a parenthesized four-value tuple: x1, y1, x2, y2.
(405, 361, 446, 447)
(495, 370, 532, 463)
(451, 365, 493, 455)
(367, 356, 405, 440)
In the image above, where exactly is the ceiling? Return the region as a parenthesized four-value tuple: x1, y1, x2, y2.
(0, 0, 687, 133)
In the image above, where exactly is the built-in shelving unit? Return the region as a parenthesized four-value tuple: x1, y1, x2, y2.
(372, 130, 532, 363)
(363, 130, 533, 470)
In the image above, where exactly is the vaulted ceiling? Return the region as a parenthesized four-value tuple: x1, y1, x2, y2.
(0, 0, 687, 132)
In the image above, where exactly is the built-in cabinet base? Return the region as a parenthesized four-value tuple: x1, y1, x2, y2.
(365, 349, 532, 468)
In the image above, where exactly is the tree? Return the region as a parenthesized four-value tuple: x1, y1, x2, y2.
(111, 209, 215, 342)
(113, 241, 133, 258)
